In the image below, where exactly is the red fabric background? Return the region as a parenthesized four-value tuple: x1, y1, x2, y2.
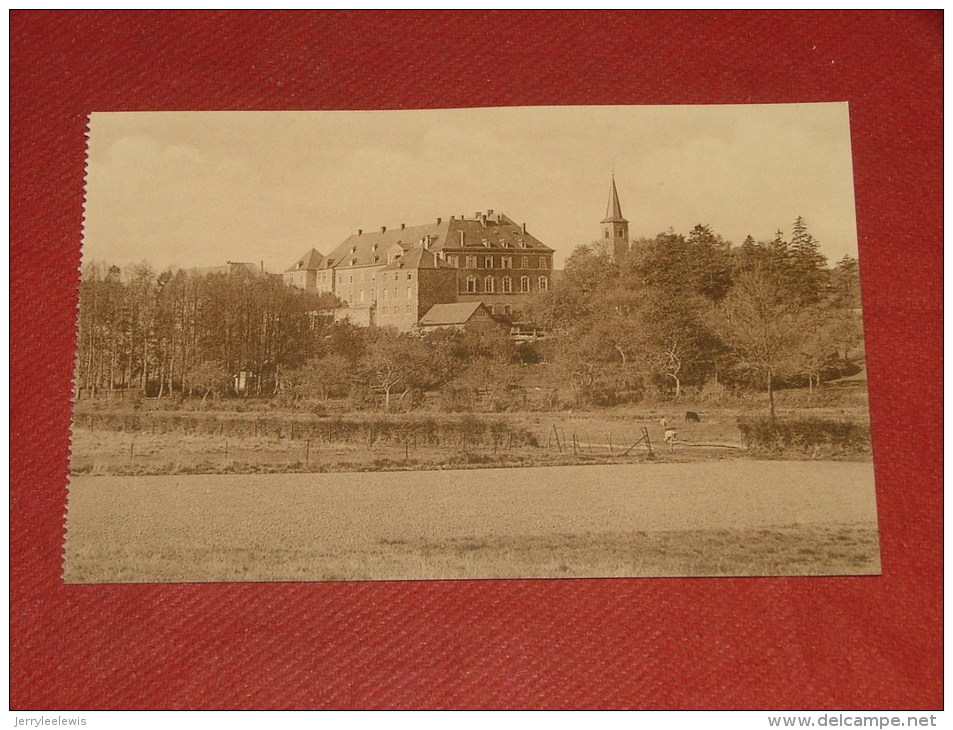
(10, 11, 942, 710)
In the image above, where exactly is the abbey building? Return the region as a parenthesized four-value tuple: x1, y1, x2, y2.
(282, 179, 628, 332)
(284, 210, 554, 332)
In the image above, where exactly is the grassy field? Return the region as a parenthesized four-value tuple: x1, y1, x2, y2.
(70, 403, 871, 476)
(65, 461, 880, 582)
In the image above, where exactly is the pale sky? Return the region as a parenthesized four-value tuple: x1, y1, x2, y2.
(84, 104, 859, 272)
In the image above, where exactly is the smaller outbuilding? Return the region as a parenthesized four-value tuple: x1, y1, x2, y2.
(415, 302, 502, 335)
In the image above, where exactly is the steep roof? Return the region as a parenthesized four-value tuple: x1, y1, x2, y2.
(325, 211, 552, 268)
(379, 246, 455, 271)
(602, 176, 627, 223)
(418, 301, 488, 326)
(284, 248, 326, 273)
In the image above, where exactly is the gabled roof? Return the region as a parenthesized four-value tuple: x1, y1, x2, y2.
(326, 211, 552, 268)
(418, 301, 489, 326)
(284, 248, 326, 273)
(379, 246, 455, 271)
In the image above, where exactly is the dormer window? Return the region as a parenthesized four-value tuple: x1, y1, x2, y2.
(350, 246, 357, 254)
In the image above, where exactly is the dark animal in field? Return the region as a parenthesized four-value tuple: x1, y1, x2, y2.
(685, 411, 700, 422)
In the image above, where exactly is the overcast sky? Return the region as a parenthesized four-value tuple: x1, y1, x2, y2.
(85, 104, 859, 272)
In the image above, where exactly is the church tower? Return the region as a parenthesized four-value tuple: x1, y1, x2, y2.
(600, 175, 629, 260)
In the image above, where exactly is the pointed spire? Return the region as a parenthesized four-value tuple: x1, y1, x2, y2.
(602, 175, 626, 223)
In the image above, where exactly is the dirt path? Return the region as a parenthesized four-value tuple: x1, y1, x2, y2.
(65, 461, 879, 582)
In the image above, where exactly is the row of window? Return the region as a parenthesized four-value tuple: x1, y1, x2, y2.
(341, 256, 550, 284)
(348, 286, 416, 304)
(343, 274, 549, 304)
(379, 305, 414, 317)
(347, 270, 413, 284)
(448, 255, 550, 270)
(465, 275, 548, 294)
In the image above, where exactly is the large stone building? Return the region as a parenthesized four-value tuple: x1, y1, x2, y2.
(284, 210, 554, 331)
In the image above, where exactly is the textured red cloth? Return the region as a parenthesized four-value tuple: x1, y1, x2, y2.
(10, 11, 942, 710)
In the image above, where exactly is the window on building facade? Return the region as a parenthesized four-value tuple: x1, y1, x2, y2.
(382, 288, 388, 301)
(502, 276, 512, 293)
(447, 255, 458, 267)
(539, 257, 549, 269)
(406, 273, 412, 280)
(502, 304, 512, 315)
(466, 276, 477, 293)
(484, 276, 495, 293)
(382, 306, 388, 315)
(359, 289, 364, 303)
(484, 256, 493, 269)
(521, 256, 529, 269)
(466, 255, 477, 269)
(405, 305, 412, 314)
(538, 276, 549, 292)
(406, 287, 412, 299)
(520, 276, 530, 293)
(501, 256, 512, 269)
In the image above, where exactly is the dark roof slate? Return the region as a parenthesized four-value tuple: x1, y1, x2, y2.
(418, 301, 488, 326)
(325, 212, 552, 268)
(284, 248, 326, 273)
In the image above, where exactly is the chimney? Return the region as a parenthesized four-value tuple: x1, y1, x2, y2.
(475, 211, 482, 219)
(522, 223, 527, 234)
(260, 260, 264, 273)
(459, 230, 465, 246)
(486, 209, 493, 217)
(497, 214, 502, 223)
(450, 215, 455, 221)
(357, 229, 362, 236)
(380, 226, 387, 233)
(401, 223, 406, 230)
(436, 217, 442, 225)
(480, 213, 487, 225)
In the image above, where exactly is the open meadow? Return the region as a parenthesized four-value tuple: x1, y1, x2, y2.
(70, 399, 872, 476)
(65, 460, 880, 583)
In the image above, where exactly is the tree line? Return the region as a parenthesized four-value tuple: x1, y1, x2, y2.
(75, 262, 524, 409)
(529, 218, 863, 417)
(77, 217, 863, 416)
(76, 264, 336, 399)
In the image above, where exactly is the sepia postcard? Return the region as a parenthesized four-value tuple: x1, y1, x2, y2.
(66, 104, 879, 583)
